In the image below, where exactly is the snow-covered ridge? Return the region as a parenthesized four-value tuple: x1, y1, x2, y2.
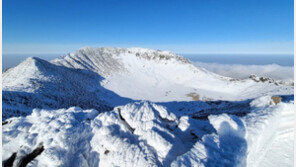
(52, 47, 191, 77)
(68, 47, 190, 63)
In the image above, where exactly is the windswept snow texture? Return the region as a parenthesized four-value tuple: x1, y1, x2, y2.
(2, 96, 294, 166)
(2, 47, 294, 166)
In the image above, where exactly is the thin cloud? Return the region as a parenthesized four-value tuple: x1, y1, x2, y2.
(194, 62, 294, 82)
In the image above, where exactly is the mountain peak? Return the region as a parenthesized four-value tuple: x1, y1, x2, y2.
(21, 56, 42, 65)
(18, 57, 53, 69)
(3, 57, 50, 77)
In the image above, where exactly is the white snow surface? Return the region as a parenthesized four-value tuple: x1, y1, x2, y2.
(2, 96, 294, 167)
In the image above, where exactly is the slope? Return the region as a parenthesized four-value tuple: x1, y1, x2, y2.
(2, 57, 131, 120)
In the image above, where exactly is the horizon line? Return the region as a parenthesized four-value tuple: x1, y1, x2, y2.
(3, 52, 294, 55)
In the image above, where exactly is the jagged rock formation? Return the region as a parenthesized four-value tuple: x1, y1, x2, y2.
(249, 74, 293, 86)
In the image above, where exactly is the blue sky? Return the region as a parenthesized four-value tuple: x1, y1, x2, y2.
(3, 0, 294, 54)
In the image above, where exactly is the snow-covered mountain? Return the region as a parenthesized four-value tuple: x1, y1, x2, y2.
(2, 47, 294, 166)
(3, 47, 292, 119)
(2, 56, 130, 120)
(52, 47, 292, 102)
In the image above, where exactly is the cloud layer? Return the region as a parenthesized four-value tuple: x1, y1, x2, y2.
(194, 62, 294, 82)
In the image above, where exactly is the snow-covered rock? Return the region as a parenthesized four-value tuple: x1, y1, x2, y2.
(2, 107, 100, 166)
(171, 97, 294, 167)
(2, 96, 293, 166)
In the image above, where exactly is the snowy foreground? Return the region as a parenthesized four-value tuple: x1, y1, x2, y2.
(2, 96, 294, 166)
(2, 47, 294, 166)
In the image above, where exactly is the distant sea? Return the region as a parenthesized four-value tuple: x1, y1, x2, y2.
(2, 53, 294, 71)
